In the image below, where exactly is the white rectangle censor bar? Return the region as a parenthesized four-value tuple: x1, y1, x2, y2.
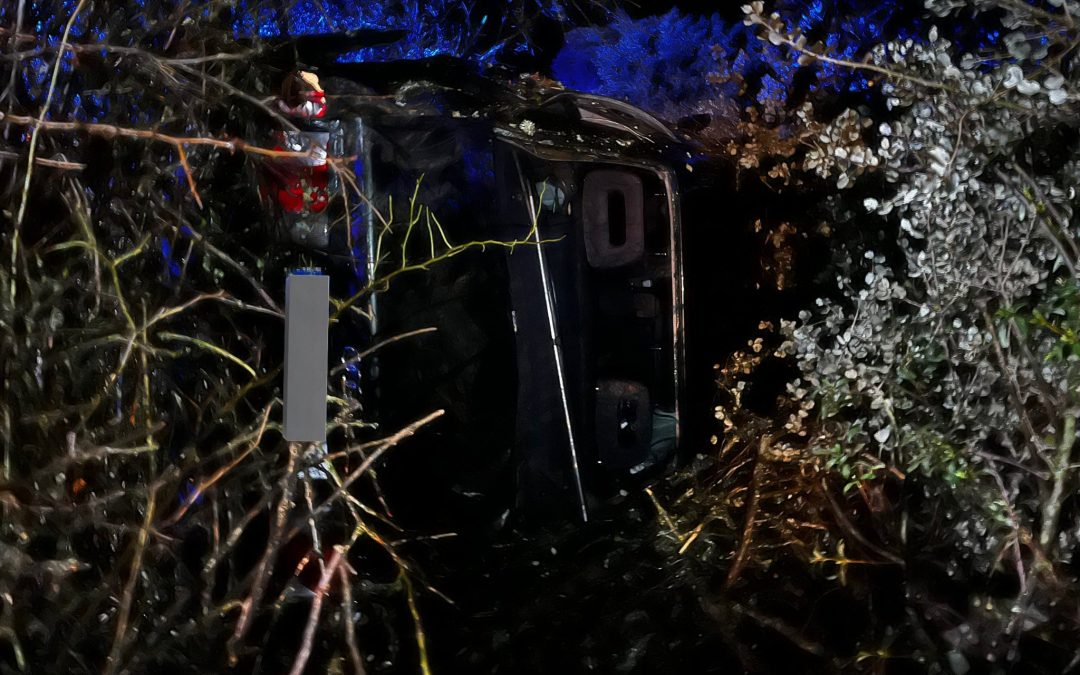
(283, 273, 329, 442)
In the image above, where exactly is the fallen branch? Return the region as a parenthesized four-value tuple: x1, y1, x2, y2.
(0, 110, 342, 160)
(725, 434, 768, 589)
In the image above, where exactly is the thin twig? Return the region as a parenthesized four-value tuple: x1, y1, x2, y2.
(287, 547, 346, 675)
(9, 0, 87, 310)
(103, 488, 157, 675)
(227, 441, 301, 665)
(725, 435, 768, 589)
(0, 111, 348, 159)
(330, 326, 438, 377)
(984, 460, 1028, 596)
(820, 478, 905, 567)
(402, 570, 431, 675)
(338, 563, 367, 675)
(159, 405, 274, 527)
(299, 410, 445, 527)
(0, 149, 84, 169)
(1009, 162, 1080, 266)
(157, 331, 256, 377)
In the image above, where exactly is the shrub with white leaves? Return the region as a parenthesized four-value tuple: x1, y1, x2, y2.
(742, 0, 1080, 662)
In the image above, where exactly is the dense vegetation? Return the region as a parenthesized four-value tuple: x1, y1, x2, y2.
(3, 0, 1080, 673)
(650, 1, 1080, 671)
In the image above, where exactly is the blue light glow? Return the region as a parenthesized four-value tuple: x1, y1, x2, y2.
(553, 3, 1000, 119)
(231, 0, 497, 64)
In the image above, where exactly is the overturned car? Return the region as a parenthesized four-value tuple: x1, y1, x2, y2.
(263, 57, 690, 524)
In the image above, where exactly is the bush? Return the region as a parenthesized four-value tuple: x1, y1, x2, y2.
(738, 0, 1080, 665)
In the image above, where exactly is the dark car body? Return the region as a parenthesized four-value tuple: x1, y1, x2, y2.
(283, 57, 689, 524)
